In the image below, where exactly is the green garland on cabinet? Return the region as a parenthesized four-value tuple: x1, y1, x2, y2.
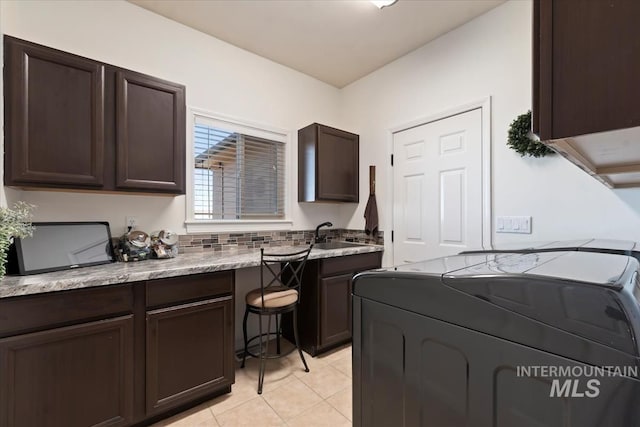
(507, 111, 554, 158)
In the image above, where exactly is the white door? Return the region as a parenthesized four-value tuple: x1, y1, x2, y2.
(393, 108, 483, 264)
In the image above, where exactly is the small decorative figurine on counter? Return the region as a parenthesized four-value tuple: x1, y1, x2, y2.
(118, 230, 151, 262)
(150, 230, 179, 259)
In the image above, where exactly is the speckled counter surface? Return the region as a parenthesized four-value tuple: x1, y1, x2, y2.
(0, 244, 384, 299)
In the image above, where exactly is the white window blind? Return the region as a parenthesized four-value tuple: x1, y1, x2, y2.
(193, 118, 285, 220)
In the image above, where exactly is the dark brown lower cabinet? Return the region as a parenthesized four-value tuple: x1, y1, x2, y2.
(284, 251, 382, 356)
(0, 316, 134, 427)
(146, 296, 234, 415)
(0, 271, 235, 427)
(320, 273, 353, 348)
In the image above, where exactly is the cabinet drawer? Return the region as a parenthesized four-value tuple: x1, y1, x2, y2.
(320, 252, 382, 277)
(146, 271, 233, 309)
(0, 284, 133, 338)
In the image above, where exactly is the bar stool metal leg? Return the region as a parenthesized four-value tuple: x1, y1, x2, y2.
(258, 313, 273, 394)
(293, 307, 309, 372)
(276, 314, 281, 355)
(258, 313, 265, 394)
(241, 306, 249, 368)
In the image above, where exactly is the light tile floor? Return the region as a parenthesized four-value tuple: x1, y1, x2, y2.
(152, 343, 353, 427)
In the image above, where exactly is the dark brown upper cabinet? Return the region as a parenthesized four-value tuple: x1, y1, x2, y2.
(298, 123, 359, 202)
(4, 36, 186, 195)
(533, 0, 640, 188)
(4, 36, 105, 188)
(116, 70, 185, 193)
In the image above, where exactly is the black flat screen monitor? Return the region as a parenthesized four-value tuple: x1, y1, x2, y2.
(13, 222, 115, 275)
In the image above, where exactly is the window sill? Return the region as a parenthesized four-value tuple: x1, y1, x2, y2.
(184, 219, 294, 234)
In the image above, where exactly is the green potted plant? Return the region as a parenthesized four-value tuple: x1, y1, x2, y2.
(0, 202, 35, 279)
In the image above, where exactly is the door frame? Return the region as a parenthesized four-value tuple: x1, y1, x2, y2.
(388, 97, 492, 265)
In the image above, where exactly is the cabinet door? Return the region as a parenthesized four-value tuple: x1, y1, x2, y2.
(317, 125, 359, 202)
(533, 0, 640, 140)
(0, 316, 134, 427)
(116, 70, 185, 194)
(320, 273, 353, 347)
(146, 297, 234, 415)
(4, 36, 105, 187)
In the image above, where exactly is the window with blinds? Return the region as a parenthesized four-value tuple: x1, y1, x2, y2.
(193, 119, 285, 220)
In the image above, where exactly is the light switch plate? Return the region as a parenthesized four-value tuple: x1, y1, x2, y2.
(496, 216, 532, 234)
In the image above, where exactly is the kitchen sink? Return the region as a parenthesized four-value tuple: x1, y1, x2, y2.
(314, 241, 367, 250)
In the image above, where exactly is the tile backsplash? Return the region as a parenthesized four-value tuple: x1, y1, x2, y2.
(178, 229, 383, 253)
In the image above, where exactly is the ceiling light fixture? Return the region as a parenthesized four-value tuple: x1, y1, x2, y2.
(370, 0, 398, 9)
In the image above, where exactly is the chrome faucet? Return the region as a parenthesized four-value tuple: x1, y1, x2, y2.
(314, 222, 333, 243)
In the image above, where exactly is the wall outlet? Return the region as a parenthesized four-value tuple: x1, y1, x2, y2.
(496, 216, 531, 234)
(125, 216, 137, 230)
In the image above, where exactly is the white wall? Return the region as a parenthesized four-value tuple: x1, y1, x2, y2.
(4, 0, 640, 269)
(341, 0, 640, 265)
(0, 0, 351, 236)
(5, 0, 640, 347)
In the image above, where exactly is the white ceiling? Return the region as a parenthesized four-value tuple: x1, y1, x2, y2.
(129, 0, 505, 88)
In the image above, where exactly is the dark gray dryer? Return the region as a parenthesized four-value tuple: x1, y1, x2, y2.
(352, 250, 640, 427)
(461, 238, 640, 261)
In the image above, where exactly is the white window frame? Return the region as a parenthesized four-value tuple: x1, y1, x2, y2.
(185, 108, 293, 233)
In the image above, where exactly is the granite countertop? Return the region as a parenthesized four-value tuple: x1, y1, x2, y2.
(0, 244, 384, 299)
